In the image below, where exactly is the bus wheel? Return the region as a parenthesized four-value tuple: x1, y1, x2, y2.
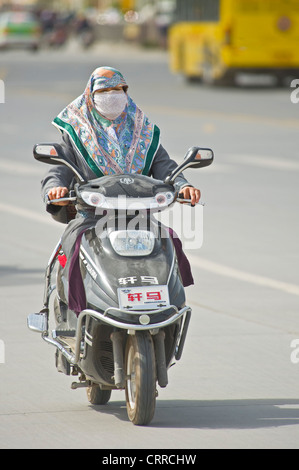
(202, 61, 215, 85)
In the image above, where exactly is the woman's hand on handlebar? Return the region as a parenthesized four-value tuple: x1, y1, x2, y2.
(179, 186, 201, 206)
(47, 187, 69, 206)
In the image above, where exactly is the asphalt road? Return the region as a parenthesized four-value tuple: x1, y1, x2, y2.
(0, 41, 299, 450)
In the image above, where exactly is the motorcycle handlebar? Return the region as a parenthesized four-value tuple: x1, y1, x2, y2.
(176, 197, 203, 206)
(176, 198, 193, 203)
(47, 197, 76, 205)
(47, 197, 203, 207)
(47, 197, 202, 207)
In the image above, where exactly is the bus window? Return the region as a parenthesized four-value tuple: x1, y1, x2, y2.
(236, 0, 299, 13)
(200, 0, 220, 21)
(175, 0, 220, 22)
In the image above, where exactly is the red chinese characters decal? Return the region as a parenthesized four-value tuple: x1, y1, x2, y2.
(128, 292, 143, 302)
(127, 291, 162, 302)
(146, 291, 161, 301)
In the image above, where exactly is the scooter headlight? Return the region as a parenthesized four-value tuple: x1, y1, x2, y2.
(109, 230, 155, 257)
(154, 191, 174, 207)
(81, 191, 106, 208)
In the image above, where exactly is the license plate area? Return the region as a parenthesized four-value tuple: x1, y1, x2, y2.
(117, 285, 170, 310)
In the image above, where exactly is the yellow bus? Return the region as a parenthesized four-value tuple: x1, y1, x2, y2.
(169, 0, 299, 85)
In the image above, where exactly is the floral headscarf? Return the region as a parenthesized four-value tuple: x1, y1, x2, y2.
(52, 66, 160, 177)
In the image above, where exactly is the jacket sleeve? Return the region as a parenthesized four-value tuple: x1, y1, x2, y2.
(149, 144, 192, 192)
(40, 134, 78, 223)
(41, 165, 75, 205)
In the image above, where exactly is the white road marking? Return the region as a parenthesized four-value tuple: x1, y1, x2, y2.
(0, 201, 298, 297)
(0, 202, 54, 226)
(0, 160, 44, 176)
(227, 154, 299, 171)
(0, 151, 296, 179)
(173, 152, 299, 173)
(146, 104, 299, 129)
(172, 155, 234, 173)
(190, 255, 299, 297)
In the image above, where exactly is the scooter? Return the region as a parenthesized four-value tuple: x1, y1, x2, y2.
(27, 144, 213, 425)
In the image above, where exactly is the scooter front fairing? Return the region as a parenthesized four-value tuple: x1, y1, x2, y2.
(78, 215, 186, 326)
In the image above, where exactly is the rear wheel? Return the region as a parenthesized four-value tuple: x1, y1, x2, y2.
(86, 383, 111, 405)
(125, 332, 156, 425)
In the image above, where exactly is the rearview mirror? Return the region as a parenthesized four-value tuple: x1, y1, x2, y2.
(33, 143, 86, 182)
(33, 143, 65, 164)
(165, 147, 214, 184)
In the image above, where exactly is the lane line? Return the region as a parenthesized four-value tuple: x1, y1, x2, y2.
(145, 105, 299, 130)
(0, 149, 297, 178)
(0, 202, 54, 226)
(1, 202, 297, 297)
(0, 160, 44, 176)
(172, 153, 298, 172)
(226, 154, 299, 172)
(190, 255, 299, 297)
(5, 90, 298, 129)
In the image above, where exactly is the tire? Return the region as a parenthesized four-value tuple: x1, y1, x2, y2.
(86, 383, 111, 405)
(202, 61, 215, 85)
(125, 332, 156, 425)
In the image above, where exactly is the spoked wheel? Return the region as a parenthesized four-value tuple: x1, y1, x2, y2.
(86, 382, 111, 405)
(125, 332, 156, 425)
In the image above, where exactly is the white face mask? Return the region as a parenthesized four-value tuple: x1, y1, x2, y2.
(93, 89, 128, 121)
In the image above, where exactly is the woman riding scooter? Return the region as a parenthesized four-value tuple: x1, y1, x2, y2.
(40, 66, 201, 314)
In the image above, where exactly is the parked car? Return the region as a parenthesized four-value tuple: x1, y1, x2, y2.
(0, 11, 41, 51)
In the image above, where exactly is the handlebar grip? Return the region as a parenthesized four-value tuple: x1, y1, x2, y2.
(176, 196, 195, 205)
(47, 196, 76, 205)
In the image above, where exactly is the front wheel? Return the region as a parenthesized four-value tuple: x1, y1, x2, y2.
(125, 332, 156, 425)
(86, 383, 111, 405)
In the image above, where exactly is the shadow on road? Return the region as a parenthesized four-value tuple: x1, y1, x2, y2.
(90, 398, 299, 429)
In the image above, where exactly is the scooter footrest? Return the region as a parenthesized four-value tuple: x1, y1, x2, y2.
(54, 329, 76, 337)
